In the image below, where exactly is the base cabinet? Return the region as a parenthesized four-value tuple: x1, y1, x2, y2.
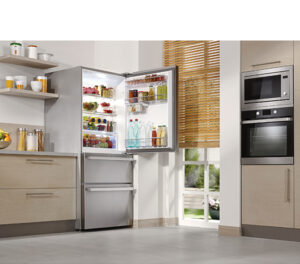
(242, 165, 294, 228)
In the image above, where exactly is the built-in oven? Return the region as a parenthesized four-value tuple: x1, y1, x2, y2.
(241, 107, 294, 165)
(241, 66, 293, 110)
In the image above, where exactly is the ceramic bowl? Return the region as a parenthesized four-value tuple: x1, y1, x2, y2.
(31, 81, 42, 92)
(0, 141, 10, 149)
(38, 53, 53, 61)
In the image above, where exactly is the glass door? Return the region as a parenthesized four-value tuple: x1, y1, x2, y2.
(125, 66, 176, 153)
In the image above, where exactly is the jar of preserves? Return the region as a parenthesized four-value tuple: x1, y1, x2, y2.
(17, 128, 27, 151)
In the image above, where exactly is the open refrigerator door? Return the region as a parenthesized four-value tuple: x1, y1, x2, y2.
(124, 66, 176, 152)
(81, 68, 126, 154)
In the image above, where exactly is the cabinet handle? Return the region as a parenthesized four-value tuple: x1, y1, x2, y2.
(26, 192, 54, 197)
(286, 168, 291, 202)
(26, 158, 54, 164)
(251, 61, 281, 67)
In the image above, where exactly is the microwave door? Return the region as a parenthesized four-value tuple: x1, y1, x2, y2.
(124, 66, 177, 153)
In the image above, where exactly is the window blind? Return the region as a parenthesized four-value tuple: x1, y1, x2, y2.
(164, 41, 220, 148)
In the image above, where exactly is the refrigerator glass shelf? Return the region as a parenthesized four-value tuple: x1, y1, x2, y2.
(82, 129, 117, 136)
(82, 110, 116, 117)
(125, 137, 168, 149)
(125, 96, 167, 105)
(126, 80, 167, 89)
(83, 93, 115, 100)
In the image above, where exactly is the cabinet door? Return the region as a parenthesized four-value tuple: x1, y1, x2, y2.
(241, 41, 293, 72)
(242, 165, 294, 228)
(294, 41, 300, 228)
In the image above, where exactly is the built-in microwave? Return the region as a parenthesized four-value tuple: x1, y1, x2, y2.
(241, 66, 293, 110)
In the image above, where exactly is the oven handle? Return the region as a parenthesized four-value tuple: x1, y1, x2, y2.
(242, 117, 293, 124)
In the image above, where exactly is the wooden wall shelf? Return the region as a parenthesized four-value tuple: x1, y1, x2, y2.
(0, 88, 59, 100)
(0, 55, 58, 69)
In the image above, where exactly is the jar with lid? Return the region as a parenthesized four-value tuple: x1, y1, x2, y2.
(17, 128, 27, 151)
(35, 129, 44, 151)
(27, 45, 38, 59)
(10, 42, 22, 56)
(26, 132, 35, 152)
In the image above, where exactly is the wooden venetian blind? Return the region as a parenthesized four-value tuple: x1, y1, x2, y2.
(164, 41, 220, 148)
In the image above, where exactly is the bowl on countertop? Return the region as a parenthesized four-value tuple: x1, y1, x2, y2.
(0, 141, 11, 149)
(38, 53, 53, 61)
(31, 81, 42, 92)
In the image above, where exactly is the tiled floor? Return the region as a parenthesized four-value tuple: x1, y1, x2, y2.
(0, 226, 300, 264)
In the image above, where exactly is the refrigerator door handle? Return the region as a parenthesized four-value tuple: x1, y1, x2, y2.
(85, 187, 134, 192)
(86, 156, 135, 162)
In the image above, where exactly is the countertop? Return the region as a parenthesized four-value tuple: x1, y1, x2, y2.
(0, 150, 78, 157)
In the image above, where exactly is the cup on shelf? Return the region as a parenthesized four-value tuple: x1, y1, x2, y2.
(16, 80, 24, 90)
(31, 81, 42, 92)
(5, 76, 14, 88)
(14, 76, 27, 89)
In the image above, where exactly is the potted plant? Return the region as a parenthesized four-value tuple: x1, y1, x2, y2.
(209, 198, 220, 220)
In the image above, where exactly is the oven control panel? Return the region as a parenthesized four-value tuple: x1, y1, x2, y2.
(242, 107, 293, 120)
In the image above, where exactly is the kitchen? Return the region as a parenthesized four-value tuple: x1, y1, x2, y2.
(1, 39, 300, 264)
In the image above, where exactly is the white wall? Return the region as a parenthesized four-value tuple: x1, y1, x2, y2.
(220, 41, 241, 228)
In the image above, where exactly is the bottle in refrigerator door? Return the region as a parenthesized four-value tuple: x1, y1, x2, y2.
(157, 126, 162, 147)
(128, 119, 135, 148)
(139, 121, 146, 147)
(134, 119, 140, 148)
(161, 125, 167, 147)
(152, 127, 157, 147)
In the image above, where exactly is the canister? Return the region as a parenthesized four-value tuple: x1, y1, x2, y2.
(5, 76, 13, 88)
(36, 76, 47, 93)
(17, 128, 27, 151)
(10, 42, 22, 56)
(35, 129, 44, 151)
(27, 45, 38, 59)
(26, 132, 35, 152)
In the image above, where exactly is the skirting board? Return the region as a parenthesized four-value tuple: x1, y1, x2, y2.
(218, 225, 242, 236)
(0, 220, 75, 238)
(133, 218, 178, 228)
(242, 224, 300, 242)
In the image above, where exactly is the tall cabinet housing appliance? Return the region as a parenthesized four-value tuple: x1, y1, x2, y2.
(45, 66, 177, 230)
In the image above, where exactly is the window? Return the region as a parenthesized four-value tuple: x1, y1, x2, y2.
(183, 148, 220, 226)
(164, 41, 220, 148)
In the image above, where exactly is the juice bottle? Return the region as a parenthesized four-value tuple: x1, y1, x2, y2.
(149, 85, 155, 101)
(157, 126, 162, 147)
(152, 127, 157, 147)
(161, 125, 167, 147)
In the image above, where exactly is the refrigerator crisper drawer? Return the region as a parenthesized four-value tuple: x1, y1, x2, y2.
(84, 155, 133, 184)
(84, 185, 133, 229)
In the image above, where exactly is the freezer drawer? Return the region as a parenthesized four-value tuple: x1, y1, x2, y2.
(83, 155, 133, 184)
(83, 185, 133, 229)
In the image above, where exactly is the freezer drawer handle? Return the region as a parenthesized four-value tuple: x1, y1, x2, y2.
(86, 156, 135, 162)
(85, 187, 134, 192)
(26, 158, 54, 164)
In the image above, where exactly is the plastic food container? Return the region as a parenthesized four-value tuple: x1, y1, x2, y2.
(38, 53, 53, 61)
(27, 45, 38, 59)
(10, 42, 22, 56)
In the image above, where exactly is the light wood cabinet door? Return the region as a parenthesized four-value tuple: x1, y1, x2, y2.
(0, 155, 76, 188)
(294, 41, 300, 228)
(241, 41, 293, 72)
(0, 188, 76, 224)
(242, 165, 294, 228)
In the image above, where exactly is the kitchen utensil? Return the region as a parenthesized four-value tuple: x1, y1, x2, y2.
(27, 45, 38, 59)
(38, 53, 53, 61)
(14, 76, 27, 89)
(31, 81, 42, 92)
(0, 141, 10, 149)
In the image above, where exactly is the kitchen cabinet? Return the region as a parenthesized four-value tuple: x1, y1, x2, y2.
(242, 165, 294, 228)
(241, 41, 294, 72)
(294, 41, 300, 228)
(0, 154, 77, 225)
(0, 189, 76, 225)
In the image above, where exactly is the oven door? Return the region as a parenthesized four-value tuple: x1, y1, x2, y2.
(242, 118, 294, 165)
(241, 66, 293, 110)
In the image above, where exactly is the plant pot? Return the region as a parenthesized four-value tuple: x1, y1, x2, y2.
(209, 207, 219, 220)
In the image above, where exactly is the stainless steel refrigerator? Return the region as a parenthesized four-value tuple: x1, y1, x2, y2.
(45, 66, 176, 230)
